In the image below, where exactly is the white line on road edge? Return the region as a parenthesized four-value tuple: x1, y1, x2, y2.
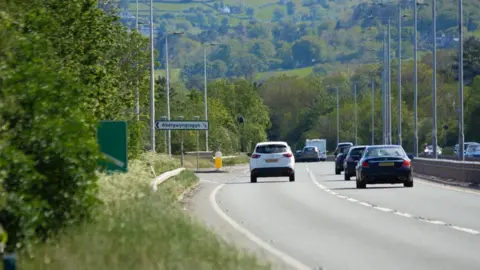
(210, 184, 311, 270)
(151, 167, 186, 192)
(306, 166, 480, 236)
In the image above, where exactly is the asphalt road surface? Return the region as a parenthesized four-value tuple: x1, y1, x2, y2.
(185, 162, 480, 270)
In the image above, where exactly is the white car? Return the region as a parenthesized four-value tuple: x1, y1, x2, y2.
(249, 141, 295, 183)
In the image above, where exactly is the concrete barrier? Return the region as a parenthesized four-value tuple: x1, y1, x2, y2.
(412, 157, 480, 186)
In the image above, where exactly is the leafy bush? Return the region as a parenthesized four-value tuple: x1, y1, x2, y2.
(0, 10, 100, 250)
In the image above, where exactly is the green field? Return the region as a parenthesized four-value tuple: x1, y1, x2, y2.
(257, 66, 314, 80)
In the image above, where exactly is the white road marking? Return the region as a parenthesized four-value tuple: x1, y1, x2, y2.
(449, 226, 480, 235)
(373, 206, 393, 212)
(306, 165, 480, 235)
(394, 212, 413, 218)
(210, 184, 311, 270)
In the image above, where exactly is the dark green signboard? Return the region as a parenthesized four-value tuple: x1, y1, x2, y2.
(97, 121, 128, 173)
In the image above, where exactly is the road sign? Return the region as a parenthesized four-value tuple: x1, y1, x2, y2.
(155, 120, 209, 130)
(97, 121, 128, 173)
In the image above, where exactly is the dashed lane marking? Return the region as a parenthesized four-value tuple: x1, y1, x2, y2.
(306, 166, 480, 235)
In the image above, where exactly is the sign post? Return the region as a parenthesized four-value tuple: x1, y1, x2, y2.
(160, 116, 167, 153)
(178, 116, 185, 166)
(97, 121, 128, 173)
(193, 116, 200, 171)
(155, 118, 209, 171)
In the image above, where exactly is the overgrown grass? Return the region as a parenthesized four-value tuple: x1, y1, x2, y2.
(222, 155, 250, 166)
(18, 153, 269, 270)
(174, 155, 214, 169)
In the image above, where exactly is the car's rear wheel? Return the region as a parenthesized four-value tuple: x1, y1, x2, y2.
(356, 180, 366, 189)
(335, 168, 341, 175)
(344, 173, 350, 181)
(289, 173, 295, 182)
(356, 175, 366, 188)
(404, 174, 414, 187)
(250, 175, 257, 183)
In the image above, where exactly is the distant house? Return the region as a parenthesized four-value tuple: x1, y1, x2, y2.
(220, 6, 231, 13)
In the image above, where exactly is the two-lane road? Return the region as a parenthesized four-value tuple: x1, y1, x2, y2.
(186, 162, 480, 270)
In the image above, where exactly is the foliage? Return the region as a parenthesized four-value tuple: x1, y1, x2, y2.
(0, 0, 151, 251)
(19, 153, 269, 270)
(258, 37, 480, 152)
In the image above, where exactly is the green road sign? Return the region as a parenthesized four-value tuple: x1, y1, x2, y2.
(97, 121, 128, 173)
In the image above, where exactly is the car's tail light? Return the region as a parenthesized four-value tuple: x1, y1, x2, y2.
(251, 154, 261, 158)
(283, 153, 293, 158)
(402, 160, 411, 167)
(362, 161, 369, 167)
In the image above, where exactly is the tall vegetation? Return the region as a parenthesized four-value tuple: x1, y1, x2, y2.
(259, 36, 480, 152)
(0, 0, 270, 252)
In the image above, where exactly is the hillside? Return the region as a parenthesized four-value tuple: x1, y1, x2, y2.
(117, 0, 480, 89)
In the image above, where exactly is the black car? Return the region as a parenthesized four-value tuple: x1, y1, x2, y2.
(343, 145, 367, 180)
(334, 142, 353, 157)
(355, 145, 414, 189)
(334, 145, 352, 175)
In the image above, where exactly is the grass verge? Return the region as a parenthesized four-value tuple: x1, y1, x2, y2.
(18, 153, 269, 270)
(222, 155, 250, 166)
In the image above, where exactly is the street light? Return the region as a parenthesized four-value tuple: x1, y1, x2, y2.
(432, 0, 438, 159)
(203, 42, 220, 152)
(413, 0, 428, 156)
(458, 0, 465, 160)
(354, 81, 358, 145)
(149, 0, 155, 152)
(159, 31, 184, 156)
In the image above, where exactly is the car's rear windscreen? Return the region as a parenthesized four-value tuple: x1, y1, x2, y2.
(304, 147, 316, 152)
(349, 148, 365, 156)
(256, 144, 288, 154)
(365, 147, 405, 157)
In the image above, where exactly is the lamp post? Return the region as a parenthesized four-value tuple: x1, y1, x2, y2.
(336, 87, 340, 146)
(149, 0, 155, 152)
(432, 0, 438, 159)
(371, 74, 375, 145)
(162, 31, 184, 156)
(413, 0, 419, 156)
(203, 42, 220, 152)
(135, 0, 140, 121)
(458, 0, 465, 160)
(354, 82, 358, 145)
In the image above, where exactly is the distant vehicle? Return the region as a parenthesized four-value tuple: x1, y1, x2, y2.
(297, 146, 320, 162)
(334, 144, 352, 174)
(465, 144, 480, 158)
(305, 139, 327, 161)
(423, 145, 442, 156)
(343, 145, 367, 180)
(455, 142, 479, 156)
(355, 145, 414, 189)
(248, 141, 295, 183)
(334, 142, 353, 157)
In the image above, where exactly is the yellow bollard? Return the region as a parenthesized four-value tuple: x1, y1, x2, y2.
(215, 151, 222, 170)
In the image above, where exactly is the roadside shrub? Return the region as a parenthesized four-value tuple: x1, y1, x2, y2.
(0, 12, 100, 251)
